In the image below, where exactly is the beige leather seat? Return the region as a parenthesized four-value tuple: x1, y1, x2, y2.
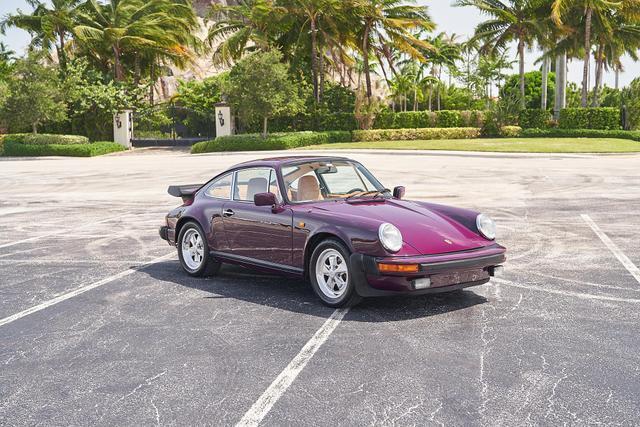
(246, 177, 268, 201)
(297, 175, 321, 201)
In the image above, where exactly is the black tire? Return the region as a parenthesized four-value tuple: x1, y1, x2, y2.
(309, 238, 362, 307)
(177, 221, 221, 277)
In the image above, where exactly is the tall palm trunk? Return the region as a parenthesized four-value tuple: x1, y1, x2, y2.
(413, 86, 417, 111)
(518, 38, 526, 109)
(615, 67, 620, 89)
(113, 44, 124, 81)
(592, 44, 604, 107)
(581, 7, 593, 107)
(362, 22, 372, 99)
(57, 29, 67, 73)
(541, 56, 549, 110)
(319, 51, 325, 101)
(310, 16, 319, 103)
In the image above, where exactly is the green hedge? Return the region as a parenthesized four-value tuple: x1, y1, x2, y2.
(559, 108, 620, 130)
(352, 127, 481, 142)
(4, 133, 90, 145)
(372, 110, 484, 130)
(3, 141, 125, 157)
(247, 112, 358, 132)
(521, 128, 640, 141)
(191, 131, 352, 153)
(519, 109, 551, 129)
(500, 126, 523, 137)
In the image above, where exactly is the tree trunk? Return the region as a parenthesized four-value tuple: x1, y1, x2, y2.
(32, 122, 38, 134)
(428, 85, 433, 111)
(149, 60, 155, 104)
(362, 22, 372, 99)
(262, 116, 268, 138)
(615, 67, 620, 89)
(553, 52, 567, 120)
(518, 38, 526, 110)
(541, 55, 549, 110)
(113, 44, 124, 81)
(413, 86, 417, 111)
(310, 17, 319, 103)
(581, 7, 593, 107)
(592, 44, 604, 107)
(57, 30, 67, 73)
(319, 51, 325, 101)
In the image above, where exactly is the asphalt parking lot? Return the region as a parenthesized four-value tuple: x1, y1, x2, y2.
(1, 148, 639, 426)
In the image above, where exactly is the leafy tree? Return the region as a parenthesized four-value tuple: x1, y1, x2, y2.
(0, 53, 67, 133)
(0, 42, 14, 81)
(457, 0, 545, 109)
(1, 0, 82, 73)
(226, 50, 303, 137)
(207, 0, 286, 66)
(551, 0, 625, 107)
(500, 70, 555, 109)
(62, 59, 148, 140)
(74, 0, 199, 82)
(176, 74, 229, 114)
(355, 0, 434, 99)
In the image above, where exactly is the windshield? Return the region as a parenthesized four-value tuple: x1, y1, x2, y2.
(281, 160, 388, 203)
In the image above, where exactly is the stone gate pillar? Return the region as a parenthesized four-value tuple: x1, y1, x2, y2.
(113, 110, 133, 149)
(215, 102, 233, 138)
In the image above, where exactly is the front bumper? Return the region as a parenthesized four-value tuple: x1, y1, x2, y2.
(350, 244, 506, 297)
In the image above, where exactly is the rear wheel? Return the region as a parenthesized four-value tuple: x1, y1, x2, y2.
(177, 221, 220, 277)
(309, 239, 361, 307)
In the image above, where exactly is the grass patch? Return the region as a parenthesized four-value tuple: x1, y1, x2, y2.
(3, 141, 125, 157)
(297, 137, 640, 153)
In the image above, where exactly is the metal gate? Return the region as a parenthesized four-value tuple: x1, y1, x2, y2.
(130, 104, 215, 147)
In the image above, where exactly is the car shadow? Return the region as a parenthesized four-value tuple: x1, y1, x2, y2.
(141, 260, 488, 323)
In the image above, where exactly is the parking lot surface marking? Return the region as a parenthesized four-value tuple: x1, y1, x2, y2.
(0, 252, 174, 327)
(581, 214, 640, 284)
(494, 277, 640, 303)
(236, 308, 350, 426)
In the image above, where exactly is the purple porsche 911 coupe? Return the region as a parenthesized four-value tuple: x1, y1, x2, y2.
(159, 156, 506, 307)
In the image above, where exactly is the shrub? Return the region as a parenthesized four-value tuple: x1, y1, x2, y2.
(519, 109, 551, 129)
(521, 128, 640, 141)
(3, 140, 124, 157)
(500, 126, 523, 137)
(4, 133, 89, 145)
(436, 110, 462, 127)
(191, 131, 351, 153)
(351, 127, 480, 142)
(559, 108, 620, 130)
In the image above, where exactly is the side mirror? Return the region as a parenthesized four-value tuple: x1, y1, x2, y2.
(254, 192, 278, 207)
(393, 186, 405, 200)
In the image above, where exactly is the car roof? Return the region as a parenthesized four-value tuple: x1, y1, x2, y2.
(230, 155, 353, 169)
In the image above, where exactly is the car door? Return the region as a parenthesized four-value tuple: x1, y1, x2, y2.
(201, 172, 233, 252)
(222, 167, 294, 267)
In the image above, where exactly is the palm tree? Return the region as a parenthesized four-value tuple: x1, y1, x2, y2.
(354, 0, 434, 99)
(74, 0, 199, 82)
(1, 0, 82, 73)
(456, 0, 545, 109)
(422, 32, 462, 110)
(551, 0, 622, 107)
(207, 0, 286, 66)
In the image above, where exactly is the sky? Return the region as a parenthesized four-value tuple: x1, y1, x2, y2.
(1, 0, 637, 87)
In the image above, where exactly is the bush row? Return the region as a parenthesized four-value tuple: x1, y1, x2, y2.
(559, 108, 620, 130)
(372, 110, 485, 129)
(519, 109, 552, 129)
(521, 128, 640, 141)
(191, 131, 351, 153)
(352, 127, 480, 142)
(3, 141, 124, 157)
(4, 133, 90, 145)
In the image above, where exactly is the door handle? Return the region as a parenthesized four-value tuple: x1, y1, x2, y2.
(222, 209, 235, 217)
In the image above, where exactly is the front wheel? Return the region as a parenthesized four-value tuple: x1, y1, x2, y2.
(177, 221, 221, 277)
(309, 239, 362, 307)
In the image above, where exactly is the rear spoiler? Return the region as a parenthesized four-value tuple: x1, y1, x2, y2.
(167, 184, 203, 203)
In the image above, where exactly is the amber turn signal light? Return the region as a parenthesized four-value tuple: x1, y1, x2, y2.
(377, 263, 420, 273)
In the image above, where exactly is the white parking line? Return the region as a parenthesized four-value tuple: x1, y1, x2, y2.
(0, 253, 175, 327)
(236, 308, 350, 427)
(581, 214, 640, 284)
(493, 278, 640, 303)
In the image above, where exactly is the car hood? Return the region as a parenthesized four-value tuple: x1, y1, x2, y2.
(309, 199, 490, 255)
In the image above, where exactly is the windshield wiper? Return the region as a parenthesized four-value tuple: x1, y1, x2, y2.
(346, 188, 390, 201)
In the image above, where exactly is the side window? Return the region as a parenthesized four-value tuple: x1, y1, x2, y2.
(205, 173, 232, 199)
(234, 168, 281, 202)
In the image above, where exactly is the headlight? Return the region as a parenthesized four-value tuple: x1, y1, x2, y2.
(476, 213, 496, 240)
(378, 223, 403, 252)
